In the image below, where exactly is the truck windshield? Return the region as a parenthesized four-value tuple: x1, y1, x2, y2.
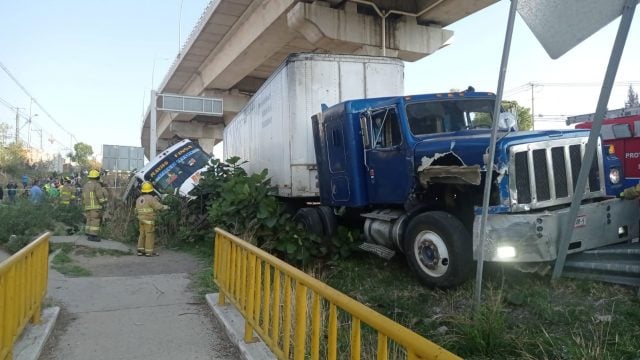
(145, 144, 210, 193)
(405, 99, 495, 135)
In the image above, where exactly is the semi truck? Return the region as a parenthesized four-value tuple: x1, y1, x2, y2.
(224, 53, 638, 287)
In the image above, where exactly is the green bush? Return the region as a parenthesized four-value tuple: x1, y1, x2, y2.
(0, 199, 55, 244)
(155, 157, 358, 265)
(0, 199, 84, 253)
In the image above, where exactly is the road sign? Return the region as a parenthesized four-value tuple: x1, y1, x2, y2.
(102, 145, 145, 171)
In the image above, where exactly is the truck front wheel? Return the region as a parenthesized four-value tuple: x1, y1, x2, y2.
(404, 211, 472, 288)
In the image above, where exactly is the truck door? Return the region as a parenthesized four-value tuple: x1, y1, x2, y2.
(362, 107, 412, 204)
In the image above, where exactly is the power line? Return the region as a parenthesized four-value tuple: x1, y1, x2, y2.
(0, 95, 71, 150)
(0, 60, 77, 143)
(506, 81, 640, 94)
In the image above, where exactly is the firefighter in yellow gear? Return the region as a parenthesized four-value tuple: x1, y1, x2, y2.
(82, 169, 109, 242)
(620, 184, 640, 199)
(59, 177, 76, 205)
(135, 181, 169, 257)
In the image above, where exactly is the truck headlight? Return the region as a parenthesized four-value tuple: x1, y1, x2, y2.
(609, 168, 620, 184)
(496, 246, 516, 259)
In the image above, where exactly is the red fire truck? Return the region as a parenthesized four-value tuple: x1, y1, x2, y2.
(569, 107, 640, 188)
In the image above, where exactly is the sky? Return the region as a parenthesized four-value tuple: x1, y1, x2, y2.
(1, 1, 640, 159)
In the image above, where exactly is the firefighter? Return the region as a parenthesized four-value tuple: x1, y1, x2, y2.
(59, 177, 76, 205)
(82, 169, 109, 242)
(135, 181, 169, 257)
(620, 184, 640, 199)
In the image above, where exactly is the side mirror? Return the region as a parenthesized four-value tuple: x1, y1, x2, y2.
(360, 115, 371, 149)
(498, 112, 518, 132)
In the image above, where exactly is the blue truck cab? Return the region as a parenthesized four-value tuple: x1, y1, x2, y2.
(310, 90, 637, 287)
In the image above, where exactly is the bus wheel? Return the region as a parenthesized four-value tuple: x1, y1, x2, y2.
(404, 211, 472, 288)
(293, 207, 324, 237)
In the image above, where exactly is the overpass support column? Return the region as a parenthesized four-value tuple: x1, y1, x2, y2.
(169, 122, 224, 155)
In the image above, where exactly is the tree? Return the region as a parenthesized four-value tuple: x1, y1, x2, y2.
(470, 100, 532, 131)
(0, 142, 28, 176)
(625, 85, 639, 108)
(68, 142, 94, 169)
(503, 100, 532, 131)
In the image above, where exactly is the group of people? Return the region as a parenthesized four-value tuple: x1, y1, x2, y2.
(79, 169, 168, 257)
(1, 174, 81, 205)
(0, 180, 19, 203)
(4, 169, 169, 258)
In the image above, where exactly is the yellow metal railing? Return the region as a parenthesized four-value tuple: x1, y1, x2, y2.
(0, 232, 50, 360)
(213, 228, 461, 360)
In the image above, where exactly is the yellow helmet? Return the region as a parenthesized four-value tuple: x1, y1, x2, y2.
(88, 169, 100, 179)
(141, 181, 154, 193)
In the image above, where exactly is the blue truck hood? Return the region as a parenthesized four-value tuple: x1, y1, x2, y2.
(412, 129, 590, 167)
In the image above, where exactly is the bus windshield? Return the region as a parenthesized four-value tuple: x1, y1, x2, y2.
(144, 143, 210, 193)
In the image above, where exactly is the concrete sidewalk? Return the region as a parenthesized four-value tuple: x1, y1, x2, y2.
(0, 248, 9, 262)
(41, 235, 239, 360)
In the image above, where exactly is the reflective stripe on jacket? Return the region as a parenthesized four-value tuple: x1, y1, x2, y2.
(135, 194, 166, 225)
(60, 184, 75, 204)
(82, 180, 108, 211)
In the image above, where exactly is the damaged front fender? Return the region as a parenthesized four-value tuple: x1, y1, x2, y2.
(417, 152, 481, 187)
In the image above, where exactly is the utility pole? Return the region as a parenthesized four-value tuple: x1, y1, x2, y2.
(530, 82, 535, 130)
(32, 128, 42, 150)
(15, 108, 20, 143)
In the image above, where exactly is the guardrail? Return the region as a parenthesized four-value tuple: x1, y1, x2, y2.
(0, 232, 50, 360)
(213, 228, 460, 360)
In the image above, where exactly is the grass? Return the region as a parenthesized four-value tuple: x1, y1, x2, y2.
(318, 251, 640, 359)
(189, 266, 219, 301)
(50, 243, 92, 277)
(168, 232, 640, 359)
(183, 238, 218, 301)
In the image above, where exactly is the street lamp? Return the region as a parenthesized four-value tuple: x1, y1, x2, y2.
(27, 113, 38, 148)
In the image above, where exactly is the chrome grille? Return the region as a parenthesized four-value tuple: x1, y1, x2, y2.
(509, 138, 604, 211)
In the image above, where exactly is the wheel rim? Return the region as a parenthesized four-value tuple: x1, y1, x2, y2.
(413, 230, 449, 277)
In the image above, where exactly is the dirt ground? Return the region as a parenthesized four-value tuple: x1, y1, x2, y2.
(70, 247, 204, 277)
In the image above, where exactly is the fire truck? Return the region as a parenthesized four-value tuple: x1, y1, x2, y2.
(570, 107, 640, 188)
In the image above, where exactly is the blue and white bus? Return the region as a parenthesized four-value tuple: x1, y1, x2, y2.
(122, 139, 211, 200)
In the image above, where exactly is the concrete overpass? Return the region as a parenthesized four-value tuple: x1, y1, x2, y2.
(141, 0, 497, 157)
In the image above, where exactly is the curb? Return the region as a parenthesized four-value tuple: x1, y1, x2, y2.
(206, 293, 276, 360)
(13, 307, 60, 360)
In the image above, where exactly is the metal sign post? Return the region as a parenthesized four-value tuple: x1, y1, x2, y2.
(474, 0, 519, 310)
(150, 90, 158, 159)
(552, 0, 637, 279)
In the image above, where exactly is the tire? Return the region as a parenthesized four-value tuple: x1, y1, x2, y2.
(293, 207, 324, 236)
(403, 211, 473, 288)
(316, 206, 337, 239)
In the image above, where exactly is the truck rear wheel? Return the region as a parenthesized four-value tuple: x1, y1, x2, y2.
(293, 207, 324, 237)
(404, 211, 472, 288)
(317, 206, 337, 238)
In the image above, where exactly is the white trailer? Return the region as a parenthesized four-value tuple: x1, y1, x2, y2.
(223, 53, 404, 198)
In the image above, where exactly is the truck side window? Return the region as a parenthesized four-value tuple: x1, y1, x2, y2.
(371, 108, 402, 149)
(612, 123, 632, 139)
